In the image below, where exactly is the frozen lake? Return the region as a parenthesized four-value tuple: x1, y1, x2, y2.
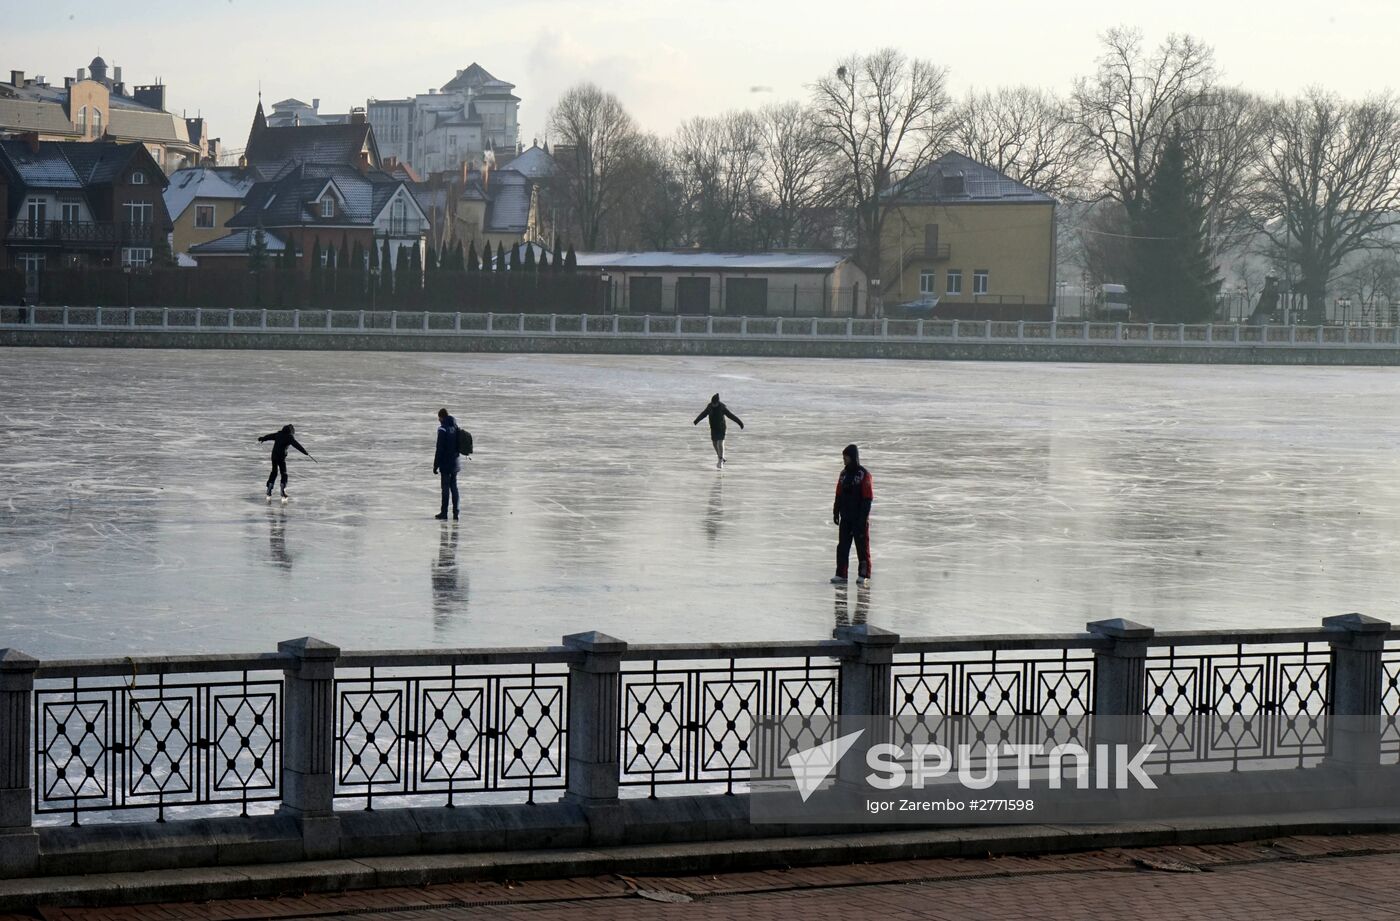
(2, 348, 1399, 657)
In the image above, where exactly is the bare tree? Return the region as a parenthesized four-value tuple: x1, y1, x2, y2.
(812, 48, 951, 281)
(1251, 90, 1400, 323)
(1071, 28, 1216, 214)
(612, 135, 685, 250)
(547, 83, 643, 249)
(674, 111, 765, 249)
(1181, 87, 1268, 261)
(757, 102, 830, 248)
(952, 86, 1094, 200)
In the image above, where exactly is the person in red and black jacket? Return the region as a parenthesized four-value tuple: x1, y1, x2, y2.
(831, 443, 873, 585)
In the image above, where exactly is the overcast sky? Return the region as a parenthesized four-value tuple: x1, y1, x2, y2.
(9, 0, 1398, 153)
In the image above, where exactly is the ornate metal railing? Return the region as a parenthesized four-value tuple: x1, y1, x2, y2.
(0, 615, 1392, 854)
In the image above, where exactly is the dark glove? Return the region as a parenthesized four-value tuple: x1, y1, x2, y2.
(833, 512, 841, 526)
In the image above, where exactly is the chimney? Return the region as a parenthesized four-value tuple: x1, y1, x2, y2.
(134, 84, 166, 111)
(350, 107, 365, 124)
(34, 75, 45, 87)
(113, 66, 121, 85)
(9, 71, 23, 88)
(76, 67, 85, 82)
(312, 98, 320, 112)
(21, 131, 39, 154)
(357, 150, 370, 176)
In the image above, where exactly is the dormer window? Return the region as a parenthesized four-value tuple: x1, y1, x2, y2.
(131, 171, 145, 185)
(321, 198, 335, 218)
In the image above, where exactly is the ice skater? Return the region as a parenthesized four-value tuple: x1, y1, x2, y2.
(831, 443, 872, 586)
(433, 407, 463, 520)
(693, 393, 744, 468)
(258, 424, 312, 499)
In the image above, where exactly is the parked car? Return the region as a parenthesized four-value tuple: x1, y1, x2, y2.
(888, 296, 940, 318)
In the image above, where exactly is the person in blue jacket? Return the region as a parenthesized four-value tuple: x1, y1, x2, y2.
(433, 408, 462, 520)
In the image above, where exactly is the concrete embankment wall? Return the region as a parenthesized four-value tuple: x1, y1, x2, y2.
(6, 327, 1400, 365)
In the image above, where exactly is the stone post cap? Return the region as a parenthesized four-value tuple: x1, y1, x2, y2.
(1323, 613, 1392, 634)
(833, 624, 901, 647)
(0, 649, 39, 673)
(277, 637, 341, 659)
(562, 631, 627, 655)
(1086, 618, 1154, 641)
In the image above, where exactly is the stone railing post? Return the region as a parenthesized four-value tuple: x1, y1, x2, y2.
(1088, 619, 1152, 758)
(562, 631, 626, 843)
(277, 637, 341, 858)
(1088, 618, 1153, 716)
(1323, 613, 1390, 766)
(834, 624, 899, 787)
(0, 650, 39, 878)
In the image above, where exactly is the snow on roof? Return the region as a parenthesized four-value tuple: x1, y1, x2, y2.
(574, 252, 853, 272)
(163, 166, 255, 220)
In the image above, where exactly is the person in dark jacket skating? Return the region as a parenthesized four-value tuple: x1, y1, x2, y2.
(693, 393, 744, 468)
(433, 408, 462, 520)
(832, 443, 873, 585)
(259, 425, 310, 498)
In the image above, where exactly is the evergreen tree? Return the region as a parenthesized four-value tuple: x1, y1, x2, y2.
(496, 241, 507, 273)
(410, 240, 422, 275)
(248, 226, 268, 274)
(380, 238, 394, 300)
(509, 241, 521, 271)
(309, 237, 323, 305)
(540, 246, 552, 271)
(408, 241, 423, 306)
(337, 236, 350, 301)
(466, 241, 479, 272)
(395, 245, 410, 304)
(552, 235, 563, 273)
(564, 243, 578, 271)
(1127, 133, 1221, 323)
(523, 244, 537, 271)
(350, 240, 366, 300)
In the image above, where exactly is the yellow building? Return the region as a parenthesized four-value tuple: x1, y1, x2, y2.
(881, 152, 1056, 320)
(163, 167, 256, 262)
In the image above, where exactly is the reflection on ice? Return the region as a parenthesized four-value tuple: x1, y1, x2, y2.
(2, 349, 1399, 657)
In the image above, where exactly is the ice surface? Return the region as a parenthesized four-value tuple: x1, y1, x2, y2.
(2, 348, 1399, 657)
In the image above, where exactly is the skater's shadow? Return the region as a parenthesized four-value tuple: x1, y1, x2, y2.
(703, 478, 724, 543)
(833, 584, 869, 630)
(266, 505, 292, 571)
(431, 521, 468, 632)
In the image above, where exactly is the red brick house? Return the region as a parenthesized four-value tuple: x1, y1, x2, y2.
(0, 136, 172, 293)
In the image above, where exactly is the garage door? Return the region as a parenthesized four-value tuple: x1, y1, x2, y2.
(676, 277, 711, 315)
(629, 276, 662, 313)
(725, 277, 767, 315)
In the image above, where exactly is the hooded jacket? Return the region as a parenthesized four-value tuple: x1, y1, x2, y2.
(834, 444, 873, 522)
(434, 415, 461, 475)
(259, 426, 308, 460)
(693, 395, 744, 439)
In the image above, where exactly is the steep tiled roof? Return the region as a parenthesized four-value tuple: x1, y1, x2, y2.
(226, 162, 411, 230)
(189, 228, 289, 256)
(0, 139, 82, 188)
(164, 166, 256, 220)
(890, 152, 1055, 203)
(500, 144, 554, 179)
(441, 63, 497, 92)
(458, 167, 531, 233)
(244, 122, 379, 173)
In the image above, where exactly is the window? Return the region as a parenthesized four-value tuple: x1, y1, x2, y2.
(919, 270, 936, 295)
(321, 248, 333, 267)
(448, 134, 457, 149)
(390, 199, 407, 235)
(77, 106, 87, 136)
(123, 202, 153, 225)
(61, 202, 81, 224)
(92, 108, 102, 135)
(195, 204, 215, 228)
(121, 247, 153, 268)
(946, 270, 963, 296)
(131, 170, 145, 185)
(25, 197, 47, 226)
(321, 198, 335, 218)
(973, 270, 989, 295)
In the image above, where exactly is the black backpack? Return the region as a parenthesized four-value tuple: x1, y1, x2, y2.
(457, 427, 473, 456)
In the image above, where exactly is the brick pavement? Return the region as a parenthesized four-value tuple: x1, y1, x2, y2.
(23, 833, 1400, 921)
